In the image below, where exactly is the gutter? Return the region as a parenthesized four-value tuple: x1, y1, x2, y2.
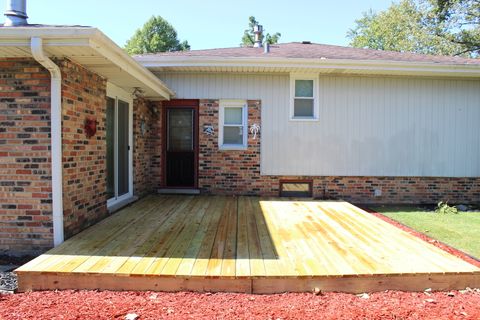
(30, 37, 64, 247)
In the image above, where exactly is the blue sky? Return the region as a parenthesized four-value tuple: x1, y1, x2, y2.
(1, 0, 392, 49)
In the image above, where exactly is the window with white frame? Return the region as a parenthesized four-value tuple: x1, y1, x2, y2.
(219, 100, 248, 150)
(290, 75, 319, 120)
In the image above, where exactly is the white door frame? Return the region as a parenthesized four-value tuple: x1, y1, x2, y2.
(106, 82, 134, 209)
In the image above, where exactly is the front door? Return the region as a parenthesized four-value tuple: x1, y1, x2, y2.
(165, 101, 198, 187)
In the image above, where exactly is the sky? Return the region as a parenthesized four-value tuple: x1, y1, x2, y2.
(1, 0, 392, 50)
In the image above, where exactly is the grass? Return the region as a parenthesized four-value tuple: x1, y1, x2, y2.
(370, 205, 480, 259)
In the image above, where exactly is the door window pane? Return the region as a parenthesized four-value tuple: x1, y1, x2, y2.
(168, 109, 193, 151)
(117, 100, 129, 197)
(224, 107, 243, 125)
(295, 80, 313, 97)
(294, 99, 314, 117)
(106, 97, 115, 200)
(223, 126, 243, 144)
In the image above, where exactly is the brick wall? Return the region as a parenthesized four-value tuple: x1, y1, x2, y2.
(0, 58, 53, 255)
(198, 99, 263, 195)
(59, 59, 108, 238)
(194, 99, 480, 204)
(133, 98, 158, 197)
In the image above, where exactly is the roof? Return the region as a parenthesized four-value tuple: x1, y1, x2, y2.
(137, 42, 480, 78)
(0, 25, 174, 100)
(139, 42, 480, 65)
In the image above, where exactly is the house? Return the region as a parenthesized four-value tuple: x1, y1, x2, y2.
(1, 1, 479, 257)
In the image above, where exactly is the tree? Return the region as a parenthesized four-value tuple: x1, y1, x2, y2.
(432, 0, 480, 55)
(347, 0, 474, 56)
(241, 16, 281, 46)
(125, 16, 190, 54)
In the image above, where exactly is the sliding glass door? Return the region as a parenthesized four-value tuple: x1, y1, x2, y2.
(106, 96, 132, 205)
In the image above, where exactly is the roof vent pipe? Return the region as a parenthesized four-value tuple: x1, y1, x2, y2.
(264, 42, 270, 54)
(4, 0, 28, 26)
(253, 24, 263, 48)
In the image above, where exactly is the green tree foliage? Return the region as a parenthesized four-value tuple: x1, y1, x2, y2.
(432, 0, 480, 55)
(125, 16, 190, 54)
(347, 0, 476, 56)
(241, 16, 281, 46)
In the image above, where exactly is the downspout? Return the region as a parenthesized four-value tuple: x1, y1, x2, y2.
(30, 37, 64, 246)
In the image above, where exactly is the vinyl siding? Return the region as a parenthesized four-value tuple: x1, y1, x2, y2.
(159, 72, 480, 177)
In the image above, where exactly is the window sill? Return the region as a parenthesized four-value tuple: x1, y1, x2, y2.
(289, 117, 319, 122)
(219, 144, 248, 151)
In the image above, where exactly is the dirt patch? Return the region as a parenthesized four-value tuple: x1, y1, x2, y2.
(0, 289, 479, 319)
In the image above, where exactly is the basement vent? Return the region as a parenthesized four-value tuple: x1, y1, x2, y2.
(280, 180, 313, 198)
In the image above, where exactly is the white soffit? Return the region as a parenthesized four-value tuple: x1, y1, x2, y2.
(137, 56, 480, 79)
(0, 27, 174, 100)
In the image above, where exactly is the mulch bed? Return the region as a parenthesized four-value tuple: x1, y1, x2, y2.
(1, 289, 480, 319)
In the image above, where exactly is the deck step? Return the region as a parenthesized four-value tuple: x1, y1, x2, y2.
(158, 188, 200, 195)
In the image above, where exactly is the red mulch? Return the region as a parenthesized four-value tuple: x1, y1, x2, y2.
(1, 289, 479, 320)
(364, 209, 480, 268)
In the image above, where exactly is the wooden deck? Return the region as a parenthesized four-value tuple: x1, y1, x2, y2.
(16, 195, 480, 293)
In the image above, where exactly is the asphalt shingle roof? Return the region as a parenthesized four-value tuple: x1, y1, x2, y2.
(137, 42, 480, 65)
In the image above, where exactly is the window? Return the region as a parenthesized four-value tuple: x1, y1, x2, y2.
(280, 180, 313, 197)
(290, 75, 319, 120)
(219, 100, 248, 150)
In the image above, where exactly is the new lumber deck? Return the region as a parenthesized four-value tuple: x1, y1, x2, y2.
(16, 195, 480, 293)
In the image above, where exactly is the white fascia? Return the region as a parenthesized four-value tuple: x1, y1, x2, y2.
(30, 37, 64, 247)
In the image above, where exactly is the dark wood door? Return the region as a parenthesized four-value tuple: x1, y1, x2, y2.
(166, 107, 196, 187)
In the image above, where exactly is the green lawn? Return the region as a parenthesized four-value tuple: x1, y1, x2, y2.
(370, 206, 480, 259)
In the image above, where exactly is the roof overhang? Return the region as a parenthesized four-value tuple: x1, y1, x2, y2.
(137, 55, 480, 79)
(0, 27, 174, 100)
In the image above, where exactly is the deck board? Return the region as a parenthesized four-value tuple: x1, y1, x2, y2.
(16, 195, 480, 293)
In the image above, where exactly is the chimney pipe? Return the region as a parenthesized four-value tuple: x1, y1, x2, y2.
(253, 24, 263, 48)
(264, 42, 270, 54)
(4, 0, 28, 26)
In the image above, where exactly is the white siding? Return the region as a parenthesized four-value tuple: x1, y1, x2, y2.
(159, 72, 480, 177)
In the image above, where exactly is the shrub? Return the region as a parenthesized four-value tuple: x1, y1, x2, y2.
(435, 201, 458, 214)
